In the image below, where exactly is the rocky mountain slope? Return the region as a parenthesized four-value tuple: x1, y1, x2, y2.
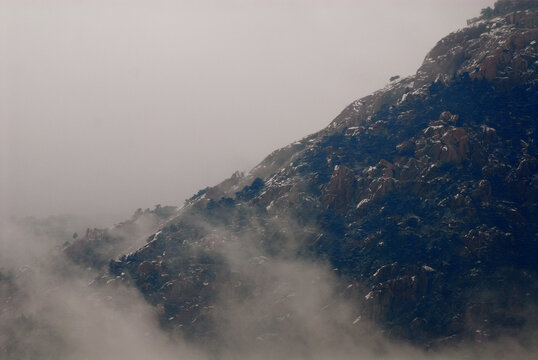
(74, 0, 538, 351)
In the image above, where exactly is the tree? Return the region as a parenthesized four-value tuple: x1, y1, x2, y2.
(481, 6, 494, 18)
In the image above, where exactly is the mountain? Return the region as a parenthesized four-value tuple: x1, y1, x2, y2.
(75, 0, 538, 352)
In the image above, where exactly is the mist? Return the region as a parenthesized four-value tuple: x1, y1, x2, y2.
(0, 216, 202, 359)
(1, 214, 535, 359)
(5, 1, 538, 359)
(1, 0, 493, 220)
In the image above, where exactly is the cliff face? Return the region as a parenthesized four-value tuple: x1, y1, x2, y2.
(101, 1, 537, 349)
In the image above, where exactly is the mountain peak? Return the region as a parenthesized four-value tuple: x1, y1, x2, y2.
(330, 3, 538, 133)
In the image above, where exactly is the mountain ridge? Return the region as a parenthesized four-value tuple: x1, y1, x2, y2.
(66, 0, 538, 351)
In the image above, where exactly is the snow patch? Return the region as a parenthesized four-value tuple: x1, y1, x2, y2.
(356, 198, 371, 210)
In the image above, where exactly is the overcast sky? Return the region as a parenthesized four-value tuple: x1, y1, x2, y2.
(1, 0, 493, 221)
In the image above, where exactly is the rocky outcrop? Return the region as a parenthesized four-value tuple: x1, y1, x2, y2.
(418, 0, 538, 89)
(329, 0, 538, 134)
(322, 165, 357, 211)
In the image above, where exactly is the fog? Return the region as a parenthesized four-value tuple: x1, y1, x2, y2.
(3, 2, 538, 358)
(0, 217, 205, 360)
(1, 215, 535, 359)
(1, 0, 493, 221)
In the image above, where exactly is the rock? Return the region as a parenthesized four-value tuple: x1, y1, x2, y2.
(372, 263, 398, 283)
(472, 179, 492, 203)
(378, 159, 395, 178)
(370, 177, 395, 201)
(322, 165, 357, 211)
(396, 139, 416, 155)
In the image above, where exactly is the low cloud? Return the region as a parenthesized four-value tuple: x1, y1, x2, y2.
(0, 216, 203, 360)
(1, 214, 536, 359)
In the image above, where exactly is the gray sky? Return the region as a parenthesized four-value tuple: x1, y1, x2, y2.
(1, 0, 493, 220)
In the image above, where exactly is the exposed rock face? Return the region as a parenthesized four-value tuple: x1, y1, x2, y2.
(418, 1, 538, 88)
(331, 0, 538, 133)
(322, 165, 357, 211)
(99, 1, 538, 349)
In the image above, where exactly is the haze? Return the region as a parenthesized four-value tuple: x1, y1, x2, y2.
(1, 0, 493, 222)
